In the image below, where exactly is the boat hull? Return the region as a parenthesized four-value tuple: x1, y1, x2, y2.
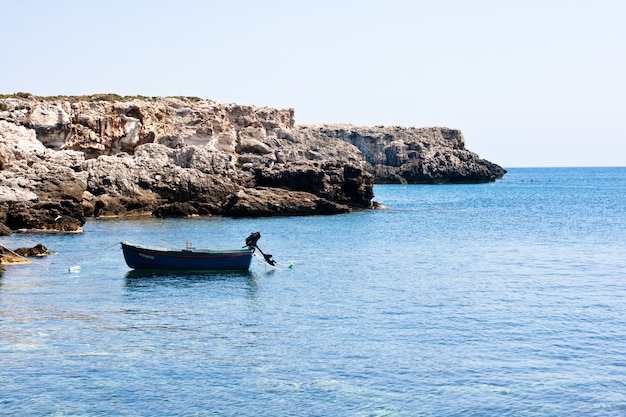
(121, 242, 254, 271)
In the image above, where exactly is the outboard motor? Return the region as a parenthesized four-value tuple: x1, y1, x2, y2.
(245, 231, 261, 249)
(245, 231, 276, 266)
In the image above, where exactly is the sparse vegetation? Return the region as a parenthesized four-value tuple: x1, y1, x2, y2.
(0, 93, 206, 103)
(0, 92, 33, 99)
(166, 96, 205, 102)
(86, 93, 125, 102)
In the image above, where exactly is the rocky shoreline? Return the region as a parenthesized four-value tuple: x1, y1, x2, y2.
(0, 95, 505, 234)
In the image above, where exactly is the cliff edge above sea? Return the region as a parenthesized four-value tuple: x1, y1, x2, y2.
(0, 94, 505, 233)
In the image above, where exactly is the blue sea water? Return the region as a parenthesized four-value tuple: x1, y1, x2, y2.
(1, 167, 626, 416)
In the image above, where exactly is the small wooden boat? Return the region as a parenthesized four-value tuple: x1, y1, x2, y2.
(121, 242, 254, 271)
(121, 232, 275, 271)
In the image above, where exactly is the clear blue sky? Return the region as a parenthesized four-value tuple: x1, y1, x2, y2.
(2, 0, 624, 167)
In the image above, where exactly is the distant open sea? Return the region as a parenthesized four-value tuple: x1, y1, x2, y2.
(1, 167, 626, 416)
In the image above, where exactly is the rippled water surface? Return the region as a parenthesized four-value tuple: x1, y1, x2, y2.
(2, 167, 626, 416)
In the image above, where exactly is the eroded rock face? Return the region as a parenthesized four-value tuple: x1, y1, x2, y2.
(81, 144, 242, 217)
(0, 95, 504, 232)
(3, 96, 295, 158)
(223, 187, 351, 217)
(314, 125, 506, 183)
(0, 120, 86, 232)
(0, 97, 373, 231)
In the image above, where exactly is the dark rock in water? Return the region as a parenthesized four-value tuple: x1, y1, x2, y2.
(223, 187, 350, 217)
(250, 162, 374, 209)
(0, 243, 50, 265)
(153, 202, 199, 218)
(15, 243, 52, 257)
(6, 201, 85, 232)
(0, 244, 32, 264)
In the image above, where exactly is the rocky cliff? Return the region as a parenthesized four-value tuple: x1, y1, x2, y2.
(0, 94, 504, 233)
(313, 125, 506, 183)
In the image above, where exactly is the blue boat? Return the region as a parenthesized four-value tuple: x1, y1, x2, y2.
(121, 242, 254, 271)
(121, 232, 275, 272)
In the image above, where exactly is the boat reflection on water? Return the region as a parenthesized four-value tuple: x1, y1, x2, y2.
(124, 268, 260, 292)
(125, 268, 255, 280)
(124, 269, 254, 279)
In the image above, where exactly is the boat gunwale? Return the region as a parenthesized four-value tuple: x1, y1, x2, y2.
(121, 241, 254, 256)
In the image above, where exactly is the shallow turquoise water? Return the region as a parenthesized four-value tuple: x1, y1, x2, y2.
(1, 167, 626, 416)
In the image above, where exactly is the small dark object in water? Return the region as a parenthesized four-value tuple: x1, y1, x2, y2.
(15, 243, 52, 257)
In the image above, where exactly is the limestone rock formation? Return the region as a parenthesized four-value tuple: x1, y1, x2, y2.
(0, 95, 504, 233)
(313, 125, 506, 183)
(0, 120, 86, 232)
